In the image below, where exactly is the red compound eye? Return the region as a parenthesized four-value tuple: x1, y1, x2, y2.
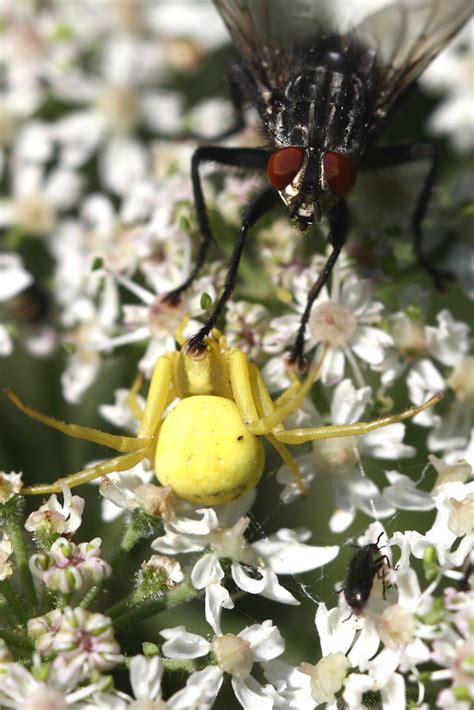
(323, 152, 357, 197)
(267, 147, 305, 190)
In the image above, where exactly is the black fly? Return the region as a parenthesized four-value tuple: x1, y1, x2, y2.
(164, 0, 472, 370)
(343, 532, 390, 615)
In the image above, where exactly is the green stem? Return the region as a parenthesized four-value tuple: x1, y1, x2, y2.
(79, 517, 142, 609)
(164, 658, 200, 673)
(0, 628, 34, 652)
(6, 507, 39, 615)
(112, 580, 197, 632)
(0, 580, 28, 624)
(57, 592, 72, 610)
(106, 595, 133, 620)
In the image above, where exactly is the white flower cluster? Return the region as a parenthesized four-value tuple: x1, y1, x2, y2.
(0, 1, 473, 709)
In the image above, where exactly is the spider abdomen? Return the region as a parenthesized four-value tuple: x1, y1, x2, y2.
(154, 395, 265, 505)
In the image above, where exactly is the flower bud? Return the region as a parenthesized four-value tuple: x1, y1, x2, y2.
(0, 471, 22, 503)
(212, 633, 253, 678)
(29, 537, 111, 593)
(309, 302, 357, 346)
(0, 531, 13, 580)
(391, 312, 427, 357)
(377, 604, 416, 648)
(299, 652, 349, 703)
(28, 609, 63, 655)
(312, 436, 358, 477)
(448, 493, 474, 537)
(447, 356, 474, 405)
(136, 554, 184, 597)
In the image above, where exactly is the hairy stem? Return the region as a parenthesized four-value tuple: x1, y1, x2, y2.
(112, 580, 197, 632)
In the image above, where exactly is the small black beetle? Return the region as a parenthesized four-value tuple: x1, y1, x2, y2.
(343, 532, 390, 615)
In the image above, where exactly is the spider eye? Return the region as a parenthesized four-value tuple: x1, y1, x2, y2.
(323, 152, 357, 197)
(267, 147, 305, 190)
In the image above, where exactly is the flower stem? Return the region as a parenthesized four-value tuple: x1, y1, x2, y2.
(57, 592, 72, 609)
(164, 658, 200, 673)
(0, 580, 28, 624)
(5, 504, 39, 615)
(79, 516, 142, 609)
(112, 579, 197, 632)
(0, 628, 34, 652)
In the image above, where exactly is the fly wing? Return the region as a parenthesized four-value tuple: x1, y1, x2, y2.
(212, 0, 325, 89)
(356, 0, 473, 118)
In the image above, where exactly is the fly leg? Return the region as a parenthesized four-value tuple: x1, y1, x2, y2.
(162, 147, 268, 307)
(288, 199, 349, 372)
(203, 64, 257, 141)
(182, 64, 255, 142)
(186, 185, 279, 354)
(360, 142, 454, 290)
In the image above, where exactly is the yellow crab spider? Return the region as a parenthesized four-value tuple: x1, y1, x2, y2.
(5, 330, 441, 506)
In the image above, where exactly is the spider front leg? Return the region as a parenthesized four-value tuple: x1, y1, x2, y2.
(5, 353, 175, 495)
(4, 388, 146, 453)
(228, 349, 326, 494)
(21, 449, 150, 495)
(228, 347, 326, 436)
(271, 393, 443, 445)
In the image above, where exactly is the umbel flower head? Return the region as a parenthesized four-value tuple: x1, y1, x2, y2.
(29, 537, 111, 593)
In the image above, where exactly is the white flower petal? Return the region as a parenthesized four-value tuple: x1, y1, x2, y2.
(129, 655, 163, 701)
(160, 626, 210, 660)
(351, 326, 393, 366)
(330, 379, 372, 424)
(232, 564, 299, 606)
(238, 620, 285, 662)
(315, 604, 356, 657)
(320, 346, 346, 386)
(231, 676, 274, 710)
(252, 528, 339, 574)
(362, 423, 415, 460)
(426, 309, 470, 366)
(0, 253, 33, 301)
(383, 471, 435, 511)
(204, 582, 234, 635)
(168, 667, 223, 710)
(191, 553, 224, 589)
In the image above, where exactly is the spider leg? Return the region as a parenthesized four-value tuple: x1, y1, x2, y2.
(228, 347, 326, 436)
(272, 393, 443, 445)
(228, 353, 308, 493)
(265, 432, 307, 495)
(21, 448, 150, 495)
(127, 372, 145, 421)
(4, 388, 146, 453)
(247, 362, 307, 494)
(137, 354, 175, 438)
